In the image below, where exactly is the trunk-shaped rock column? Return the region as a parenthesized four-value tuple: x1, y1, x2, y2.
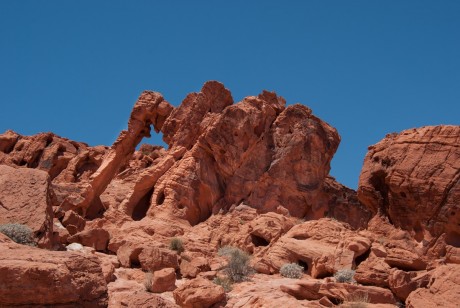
(59, 91, 174, 217)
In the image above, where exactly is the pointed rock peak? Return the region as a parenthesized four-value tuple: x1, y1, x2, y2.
(258, 90, 286, 114)
(200, 80, 234, 111)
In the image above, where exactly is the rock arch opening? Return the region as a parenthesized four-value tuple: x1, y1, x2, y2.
(297, 260, 309, 274)
(354, 248, 371, 267)
(85, 197, 106, 220)
(251, 234, 270, 247)
(369, 170, 390, 216)
(129, 248, 143, 268)
(132, 187, 154, 221)
(446, 231, 460, 248)
(157, 190, 165, 206)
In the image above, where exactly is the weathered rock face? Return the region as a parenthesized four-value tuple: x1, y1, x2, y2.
(406, 264, 460, 308)
(0, 165, 53, 247)
(108, 267, 178, 308)
(180, 205, 297, 257)
(316, 176, 373, 230)
(143, 82, 342, 226)
(0, 81, 365, 232)
(0, 240, 108, 306)
(281, 278, 398, 305)
(354, 249, 392, 288)
(225, 274, 314, 307)
(0, 129, 111, 227)
(388, 268, 431, 300)
(0, 130, 108, 186)
(358, 126, 460, 243)
(254, 219, 371, 278)
(110, 290, 179, 308)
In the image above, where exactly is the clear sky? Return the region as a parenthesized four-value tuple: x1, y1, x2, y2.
(1, 1, 459, 189)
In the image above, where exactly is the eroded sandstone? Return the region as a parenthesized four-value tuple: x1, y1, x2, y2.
(0, 82, 458, 307)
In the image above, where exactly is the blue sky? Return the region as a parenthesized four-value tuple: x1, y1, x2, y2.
(1, 1, 459, 189)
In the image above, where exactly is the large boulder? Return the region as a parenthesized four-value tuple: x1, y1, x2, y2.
(355, 254, 392, 288)
(179, 252, 210, 278)
(0, 241, 108, 306)
(150, 267, 176, 293)
(0, 165, 54, 247)
(67, 228, 110, 251)
(110, 290, 178, 308)
(388, 268, 431, 301)
(173, 277, 225, 308)
(358, 126, 460, 243)
(116, 241, 179, 272)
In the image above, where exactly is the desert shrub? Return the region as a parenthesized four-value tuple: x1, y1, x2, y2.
(144, 271, 153, 292)
(218, 246, 252, 282)
(341, 292, 369, 308)
(169, 237, 184, 253)
(0, 223, 36, 246)
(217, 245, 239, 257)
(213, 276, 233, 292)
(280, 263, 304, 279)
(334, 269, 356, 283)
(139, 144, 154, 156)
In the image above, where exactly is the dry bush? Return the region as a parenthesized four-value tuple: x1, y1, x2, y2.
(144, 272, 153, 292)
(213, 276, 233, 292)
(217, 246, 238, 257)
(280, 263, 304, 279)
(0, 223, 36, 246)
(341, 292, 369, 308)
(169, 237, 184, 253)
(218, 246, 252, 282)
(334, 269, 356, 283)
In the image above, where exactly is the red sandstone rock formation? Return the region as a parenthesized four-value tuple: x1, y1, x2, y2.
(0, 82, 459, 307)
(150, 267, 177, 293)
(150, 85, 340, 225)
(406, 264, 460, 308)
(173, 277, 226, 308)
(358, 126, 460, 245)
(0, 238, 108, 306)
(254, 219, 371, 278)
(0, 81, 363, 229)
(0, 165, 54, 247)
(281, 278, 398, 304)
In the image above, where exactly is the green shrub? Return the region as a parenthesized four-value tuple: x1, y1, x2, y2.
(0, 223, 36, 246)
(169, 237, 184, 253)
(219, 246, 252, 282)
(334, 269, 356, 283)
(213, 276, 233, 292)
(280, 263, 304, 279)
